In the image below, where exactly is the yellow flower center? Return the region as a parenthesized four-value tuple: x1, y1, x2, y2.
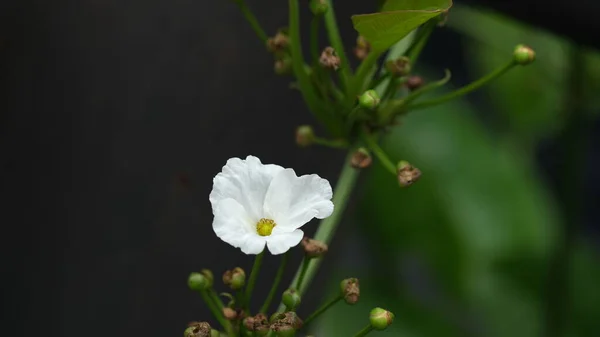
(256, 218, 276, 236)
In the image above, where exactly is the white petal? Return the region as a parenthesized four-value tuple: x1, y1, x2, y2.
(213, 198, 266, 254)
(263, 169, 333, 230)
(266, 229, 304, 255)
(210, 155, 284, 221)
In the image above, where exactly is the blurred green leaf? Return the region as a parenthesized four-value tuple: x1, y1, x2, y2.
(352, 0, 452, 51)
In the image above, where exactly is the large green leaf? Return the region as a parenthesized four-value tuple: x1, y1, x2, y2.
(352, 0, 452, 51)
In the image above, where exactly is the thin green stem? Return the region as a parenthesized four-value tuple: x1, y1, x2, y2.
(233, 0, 268, 43)
(349, 51, 383, 104)
(353, 325, 374, 337)
(277, 151, 361, 311)
(362, 132, 396, 175)
(295, 258, 310, 291)
(302, 295, 343, 326)
(208, 289, 225, 310)
(260, 252, 289, 314)
(323, 0, 351, 89)
(408, 59, 516, 111)
(244, 251, 265, 311)
(313, 137, 349, 149)
(310, 17, 320, 65)
(406, 19, 436, 66)
(199, 290, 233, 335)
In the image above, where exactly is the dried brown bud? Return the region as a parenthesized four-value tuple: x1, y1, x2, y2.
(386, 56, 411, 77)
(340, 278, 360, 305)
(353, 35, 371, 60)
(301, 237, 328, 258)
(405, 75, 424, 91)
(185, 321, 212, 337)
(274, 57, 292, 75)
(350, 147, 372, 169)
(397, 161, 421, 187)
(244, 314, 269, 333)
(319, 47, 341, 70)
(222, 267, 246, 290)
(267, 31, 289, 53)
(222, 307, 237, 321)
(270, 312, 304, 331)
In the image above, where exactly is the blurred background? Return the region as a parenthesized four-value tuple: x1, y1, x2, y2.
(1, 1, 598, 336)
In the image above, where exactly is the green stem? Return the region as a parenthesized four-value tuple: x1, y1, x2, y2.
(314, 137, 349, 149)
(362, 132, 396, 175)
(199, 290, 233, 335)
(323, 0, 351, 89)
(244, 251, 265, 311)
(233, 0, 268, 43)
(295, 258, 310, 291)
(353, 325, 374, 337)
(349, 51, 383, 104)
(408, 59, 516, 111)
(277, 151, 361, 311)
(259, 252, 289, 314)
(406, 18, 436, 66)
(310, 17, 320, 65)
(302, 295, 343, 326)
(208, 289, 225, 310)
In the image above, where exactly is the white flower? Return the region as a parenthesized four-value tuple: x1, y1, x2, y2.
(209, 155, 334, 255)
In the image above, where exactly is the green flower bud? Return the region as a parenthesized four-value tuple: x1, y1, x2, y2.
(350, 147, 372, 169)
(295, 125, 315, 147)
(369, 307, 394, 330)
(188, 272, 210, 291)
(513, 44, 535, 65)
(282, 288, 302, 310)
(340, 278, 360, 305)
(358, 90, 380, 109)
(201, 269, 214, 287)
(222, 267, 246, 290)
(185, 322, 212, 337)
(386, 56, 411, 77)
(309, 0, 328, 15)
(397, 161, 421, 187)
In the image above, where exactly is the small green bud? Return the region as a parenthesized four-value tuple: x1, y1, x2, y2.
(369, 307, 394, 330)
(223, 267, 246, 290)
(350, 147, 372, 169)
(386, 56, 411, 77)
(185, 322, 212, 337)
(309, 0, 328, 15)
(513, 44, 535, 65)
(201, 269, 214, 287)
(295, 125, 315, 147)
(359, 90, 380, 109)
(282, 288, 302, 310)
(188, 272, 210, 291)
(340, 278, 360, 304)
(397, 161, 421, 187)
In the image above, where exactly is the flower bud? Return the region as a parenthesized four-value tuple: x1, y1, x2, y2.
(185, 322, 212, 337)
(244, 314, 270, 336)
(513, 44, 535, 65)
(223, 307, 238, 320)
(354, 35, 371, 60)
(223, 267, 246, 290)
(301, 237, 328, 258)
(350, 147, 372, 169)
(386, 56, 411, 77)
(309, 0, 328, 15)
(319, 46, 341, 70)
(201, 269, 214, 287)
(271, 312, 303, 331)
(397, 161, 421, 187)
(358, 89, 380, 109)
(266, 31, 289, 53)
(405, 75, 424, 91)
(295, 125, 315, 147)
(282, 288, 302, 310)
(369, 307, 394, 330)
(340, 278, 360, 305)
(271, 324, 296, 337)
(274, 56, 292, 75)
(188, 272, 210, 291)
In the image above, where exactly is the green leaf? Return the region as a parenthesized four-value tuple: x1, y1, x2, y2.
(352, 0, 452, 51)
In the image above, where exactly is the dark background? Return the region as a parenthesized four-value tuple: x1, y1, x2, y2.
(1, 1, 598, 336)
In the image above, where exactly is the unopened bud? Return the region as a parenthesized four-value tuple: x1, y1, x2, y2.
(266, 31, 289, 53)
(282, 288, 302, 310)
(309, 0, 328, 15)
(223, 307, 238, 320)
(185, 322, 212, 337)
(350, 147, 372, 169)
(271, 312, 303, 332)
(369, 307, 394, 330)
(397, 161, 421, 187)
(386, 56, 411, 77)
(295, 125, 315, 147)
(244, 314, 269, 336)
(340, 278, 360, 304)
(188, 272, 210, 291)
(354, 35, 371, 60)
(223, 267, 246, 290)
(274, 56, 292, 75)
(201, 269, 214, 287)
(358, 89, 380, 109)
(301, 237, 328, 258)
(319, 47, 341, 70)
(513, 44, 535, 65)
(405, 75, 424, 91)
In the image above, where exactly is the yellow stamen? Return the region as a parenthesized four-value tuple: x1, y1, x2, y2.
(256, 218, 276, 236)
